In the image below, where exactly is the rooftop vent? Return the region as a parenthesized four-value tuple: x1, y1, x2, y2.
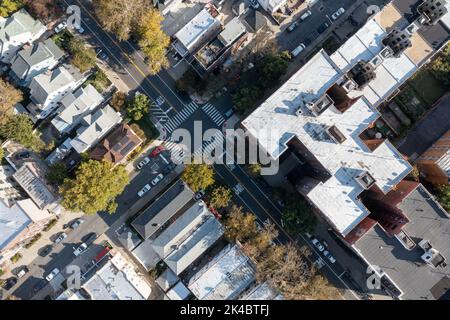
(349, 61, 376, 89)
(405, 22, 420, 35)
(342, 78, 358, 93)
(417, 0, 448, 26)
(306, 94, 334, 116)
(382, 29, 412, 58)
(355, 171, 376, 190)
(418, 239, 446, 268)
(327, 125, 347, 144)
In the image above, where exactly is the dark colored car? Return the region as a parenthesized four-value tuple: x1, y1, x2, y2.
(317, 21, 331, 34)
(82, 232, 97, 245)
(224, 107, 236, 119)
(2, 277, 18, 290)
(15, 151, 30, 160)
(162, 163, 176, 175)
(38, 245, 52, 257)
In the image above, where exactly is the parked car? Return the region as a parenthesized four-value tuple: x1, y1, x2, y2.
(45, 268, 60, 282)
(331, 7, 345, 20)
(291, 43, 306, 57)
(73, 243, 88, 256)
(82, 232, 97, 245)
(136, 157, 151, 170)
(33, 279, 47, 292)
(70, 218, 85, 230)
(300, 10, 312, 21)
(317, 21, 331, 34)
(39, 245, 52, 257)
(15, 151, 30, 160)
(16, 266, 29, 278)
(151, 173, 164, 186)
(194, 190, 205, 201)
(138, 184, 151, 197)
(287, 20, 300, 32)
(311, 238, 325, 252)
(323, 250, 336, 263)
(54, 232, 67, 244)
(54, 21, 67, 33)
(224, 107, 236, 119)
(162, 163, 176, 175)
(2, 277, 17, 290)
(150, 146, 165, 158)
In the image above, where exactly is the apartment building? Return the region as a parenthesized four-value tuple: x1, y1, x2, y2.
(241, 0, 450, 299)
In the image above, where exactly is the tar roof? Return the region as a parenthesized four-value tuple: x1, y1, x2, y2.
(131, 180, 194, 239)
(354, 185, 450, 300)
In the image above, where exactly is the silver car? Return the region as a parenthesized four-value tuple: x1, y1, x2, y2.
(311, 238, 325, 252)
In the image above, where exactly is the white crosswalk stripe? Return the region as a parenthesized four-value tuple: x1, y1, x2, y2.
(192, 131, 225, 160)
(150, 101, 170, 125)
(163, 137, 185, 163)
(163, 102, 199, 133)
(202, 103, 225, 126)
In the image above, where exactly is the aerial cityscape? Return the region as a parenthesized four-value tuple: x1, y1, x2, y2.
(0, 0, 449, 305)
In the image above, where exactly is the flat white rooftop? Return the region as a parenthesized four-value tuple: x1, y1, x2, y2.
(174, 8, 220, 52)
(242, 17, 414, 236)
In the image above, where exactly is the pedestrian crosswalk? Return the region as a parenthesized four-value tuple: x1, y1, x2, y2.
(202, 103, 225, 126)
(163, 102, 199, 133)
(163, 136, 186, 163)
(149, 101, 170, 126)
(192, 131, 225, 161)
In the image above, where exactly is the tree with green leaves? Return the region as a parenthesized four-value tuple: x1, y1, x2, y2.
(59, 160, 129, 214)
(181, 163, 215, 192)
(68, 38, 96, 73)
(0, 114, 44, 151)
(0, 0, 23, 17)
(127, 93, 149, 121)
(437, 185, 450, 212)
(0, 78, 23, 125)
(208, 186, 232, 209)
(0, 148, 4, 163)
(232, 85, 262, 113)
(247, 163, 261, 178)
(46, 163, 68, 185)
(282, 197, 317, 236)
(258, 51, 290, 88)
(429, 43, 450, 86)
(137, 9, 170, 75)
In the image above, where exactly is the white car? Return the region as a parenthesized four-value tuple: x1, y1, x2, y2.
(138, 184, 151, 197)
(45, 268, 60, 282)
(291, 43, 306, 57)
(331, 8, 345, 20)
(323, 250, 336, 264)
(151, 174, 164, 186)
(54, 21, 67, 33)
(311, 238, 325, 252)
(73, 243, 88, 256)
(54, 232, 67, 244)
(136, 157, 150, 170)
(300, 10, 312, 21)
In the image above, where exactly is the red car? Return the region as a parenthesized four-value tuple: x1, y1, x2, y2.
(150, 146, 165, 158)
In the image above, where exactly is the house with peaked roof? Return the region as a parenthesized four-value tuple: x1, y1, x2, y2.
(27, 64, 84, 120)
(9, 38, 64, 86)
(70, 105, 123, 154)
(51, 84, 104, 134)
(89, 124, 143, 166)
(0, 9, 46, 63)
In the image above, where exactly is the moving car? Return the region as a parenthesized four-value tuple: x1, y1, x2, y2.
(73, 243, 88, 256)
(317, 21, 330, 34)
(54, 21, 67, 33)
(136, 157, 150, 170)
(331, 7, 345, 20)
(70, 218, 84, 230)
(300, 10, 312, 21)
(151, 173, 164, 186)
(323, 250, 336, 263)
(291, 43, 306, 57)
(45, 268, 60, 282)
(287, 21, 300, 32)
(311, 238, 325, 252)
(138, 184, 151, 197)
(150, 146, 165, 158)
(54, 232, 67, 244)
(2, 277, 18, 290)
